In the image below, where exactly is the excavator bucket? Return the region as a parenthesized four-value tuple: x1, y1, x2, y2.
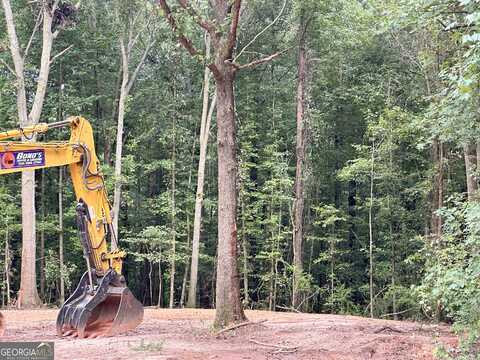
(56, 270, 143, 339)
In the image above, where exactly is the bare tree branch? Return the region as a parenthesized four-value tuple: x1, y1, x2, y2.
(23, 8, 43, 60)
(226, 47, 292, 71)
(0, 58, 15, 75)
(128, 11, 157, 54)
(50, 0, 82, 39)
(130, 8, 143, 37)
(2, 0, 25, 76)
(226, 0, 242, 57)
(29, 3, 56, 123)
(126, 39, 156, 94)
(120, 36, 129, 84)
(128, 27, 143, 54)
(158, 0, 201, 57)
(157, 0, 221, 79)
(49, 44, 73, 65)
(234, 0, 287, 62)
(2, 0, 29, 124)
(177, 0, 217, 36)
(51, 0, 61, 16)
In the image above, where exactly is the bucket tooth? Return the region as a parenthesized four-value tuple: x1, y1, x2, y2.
(57, 269, 143, 338)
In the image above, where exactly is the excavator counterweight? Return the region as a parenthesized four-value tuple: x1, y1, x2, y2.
(0, 117, 143, 338)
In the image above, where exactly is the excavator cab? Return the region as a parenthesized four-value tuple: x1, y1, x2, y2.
(0, 117, 143, 338)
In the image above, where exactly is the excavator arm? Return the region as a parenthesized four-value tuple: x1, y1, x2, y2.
(0, 116, 143, 338)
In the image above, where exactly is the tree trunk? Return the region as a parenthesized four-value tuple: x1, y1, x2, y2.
(241, 200, 249, 307)
(158, 0, 248, 329)
(292, 18, 307, 309)
(21, 4, 55, 307)
(106, 61, 123, 165)
(179, 199, 190, 309)
(112, 52, 129, 240)
(169, 114, 176, 309)
(464, 144, 478, 201)
(181, 126, 197, 308)
(149, 261, 153, 305)
(58, 61, 65, 305)
(158, 260, 163, 307)
(431, 139, 444, 238)
(4, 218, 10, 306)
(213, 66, 246, 328)
(476, 142, 480, 175)
(330, 229, 335, 302)
(18, 173, 41, 308)
(39, 170, 46, 300)
(188, 35, 214, 308)
(58, 167, 65, 304)
(369, 142, 375, 319)
(180, 258, 188, 308)
(112, 35, 154, 239)
(2, 0, 59, 308)
(268, 256, 274, 311)
(391, 223, 397, 320)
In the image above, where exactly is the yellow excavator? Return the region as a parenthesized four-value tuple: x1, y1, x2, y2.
(0, 116, 143, 338)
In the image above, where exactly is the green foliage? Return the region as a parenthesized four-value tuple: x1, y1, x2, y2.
(44, 249, 77, 303)
(0, 3, 479, 354)
(418, 198, 480, 357)
(324, 284, 359, 315)
(129, 339, 165, 352)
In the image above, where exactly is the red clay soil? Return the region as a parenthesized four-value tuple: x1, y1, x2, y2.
(1, 308, 456, 360)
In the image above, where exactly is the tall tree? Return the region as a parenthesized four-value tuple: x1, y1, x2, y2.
(169, 105, 177, 308)
(187, 33, 216, 308)
(1, 0, 73, 307)
(292, 13, 309, 309)
(112, 2, 156, 238)
(158, 0, 286, 327)
(58, 166, 65, 304)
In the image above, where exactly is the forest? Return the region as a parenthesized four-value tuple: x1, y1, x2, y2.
(1, 0, 480, 357)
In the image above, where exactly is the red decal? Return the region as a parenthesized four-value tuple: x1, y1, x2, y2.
(2, 152, 15, 169)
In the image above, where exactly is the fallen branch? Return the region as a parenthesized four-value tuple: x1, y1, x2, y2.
(249, 338, 298, 351)
(276, 305, 300, 313)
(215, 319, 267, 336)
(273, 348, 298, 354)
(365, 286, 389, 312)
(380, 308, 414, 318)
(295, 288, 320, 310)
(373, 326, 405, 334)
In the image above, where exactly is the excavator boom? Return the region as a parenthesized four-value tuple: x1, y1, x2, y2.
(0, 116, 143, 338)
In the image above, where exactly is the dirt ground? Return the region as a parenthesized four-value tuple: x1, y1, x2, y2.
(1, 308, 457, 360)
